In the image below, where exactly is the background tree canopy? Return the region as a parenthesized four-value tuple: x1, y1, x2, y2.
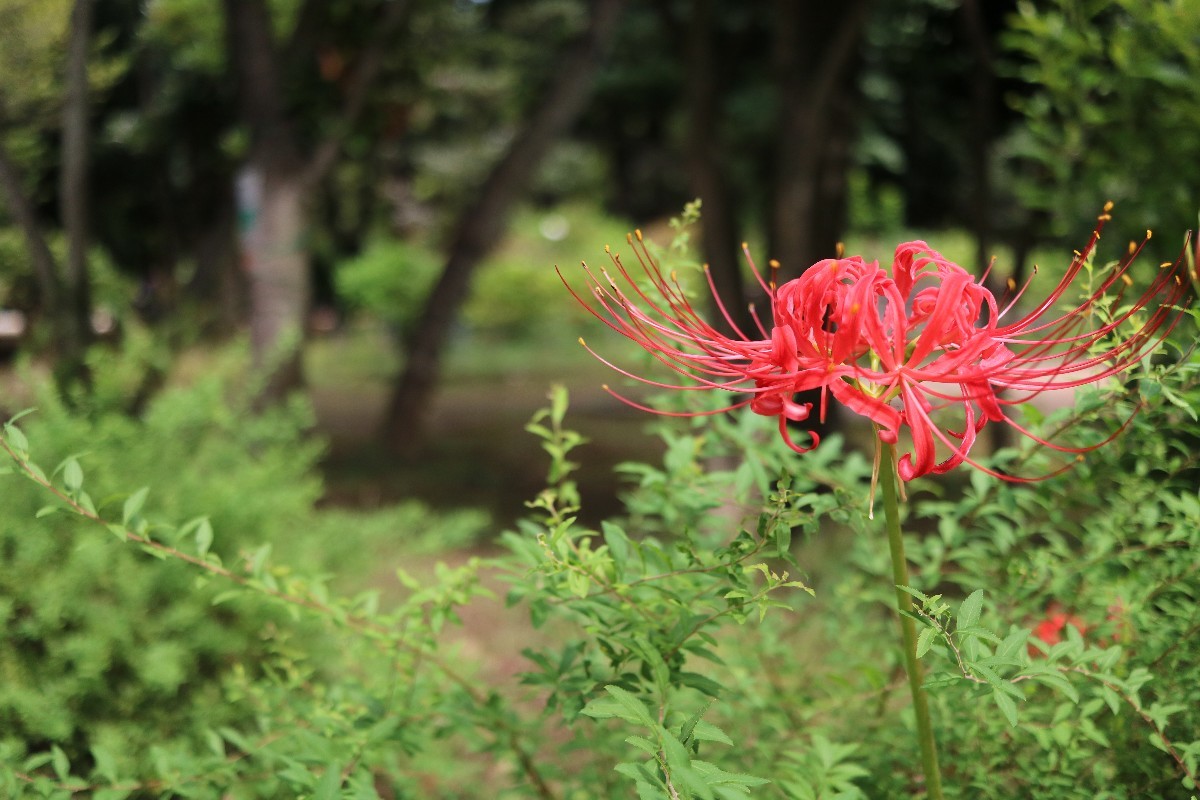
(2, 1, 1199, 797)
(1, 0, 1195, 426)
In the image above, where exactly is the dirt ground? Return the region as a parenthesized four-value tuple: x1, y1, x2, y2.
(310, 343, 665, 528)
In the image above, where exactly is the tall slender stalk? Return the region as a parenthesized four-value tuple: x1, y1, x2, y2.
(879, 442, 944, 799)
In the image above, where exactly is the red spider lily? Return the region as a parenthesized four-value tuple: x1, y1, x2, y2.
(562, 206, 1195, 481)
(1029, 602, 1089, 655)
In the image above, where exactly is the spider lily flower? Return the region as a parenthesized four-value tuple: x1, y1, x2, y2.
(562, 207, 1195, 481)
(1029, 602, 1089, 655)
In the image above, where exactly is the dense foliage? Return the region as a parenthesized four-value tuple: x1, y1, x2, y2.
(1003, 0, 1200, 251)
(2, 303, 1197, 797)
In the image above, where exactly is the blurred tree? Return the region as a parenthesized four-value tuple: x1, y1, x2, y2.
(0, 0, 100, 396)
(382, 0, 628, 453)
(768, 0, 870, 281)
(1003, 0, 1200, 261)
(683, 0, 750, 336)
(222, 0, 415, 404)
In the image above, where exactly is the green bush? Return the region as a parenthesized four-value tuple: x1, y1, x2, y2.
(0, 355, 324, 780)
(335, 237, 443, 333)
(0, 350, 492, 796)
(334, 203, 632, 344)
(3, 339, 1198, 796)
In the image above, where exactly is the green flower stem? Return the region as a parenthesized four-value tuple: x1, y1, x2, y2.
(880, 443, 944, 800)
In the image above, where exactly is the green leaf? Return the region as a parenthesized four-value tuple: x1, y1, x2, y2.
(123, 487, 149, 527)
(35, 505, 59, 519)
(50, 745, 69, 781)
(678, 671, 723, 698)
(4, 423, 29, 454)
(1027, 670, 1080, 703)
(896, 585, 929, 604)
(996, 629, 1030, 661)
(602, 521, 631, 580)
(690, 720, 734, 746)
(661, 730, 712, 799)
(992, 686, 1020, 727)
(1101, 685, 1122, 716)
(632, 636, 671, 695)
(599, 685, 655, 728)
(195, 519, 214, 557)
(957, 589, 984, 631)
(62, 457, 83, 493)
(916, 625, 938, 658)
(625, 735, 660, 756)
(614, 761, 658, 786)
(211, 590, 241, 606)
(91, 744, 119, 783)
(313, 763, 343, 800)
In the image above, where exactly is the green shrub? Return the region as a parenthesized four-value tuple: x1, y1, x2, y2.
(0, 356, 324, 781)
(335, 237, 442, 333)
(3, 338, 1197, 796)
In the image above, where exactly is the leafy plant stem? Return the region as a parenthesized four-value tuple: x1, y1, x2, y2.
(880, 442, 945, 800)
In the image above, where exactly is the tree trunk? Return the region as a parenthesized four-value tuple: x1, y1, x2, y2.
(769, 0, 869, 279)
(0, 133, 62, 316)
(224, 0, 415, 405)
(56, 0, 95, 393)
(188, 185, 246, 332)
(62, 0, 93, 322)
(235, 163, 310, 402)
(0, 1, 94, 396)
(382, 0, 628, 453)
(685, 0, 750, 336)
(960, 0, 994, 275)
(223, 0, 309, 404)
(767, 0, 869, 438)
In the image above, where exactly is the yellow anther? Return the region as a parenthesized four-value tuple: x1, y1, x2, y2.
(1146, 230, 1153, 239)
(1160, 261, 1172, 268)
(1129, 241, 1137, 254)
(670, 270, 678, 282)
(1033, 264, 1039, 274)
(604, 244, 611, 254)
(602, 384, 610, 391)
(625, 233, 633, 244)
(768, 259, 780, 268)
(836, 242, 845, 258)
(1007, 277, 1016, 290)
(1104, 200, 1114, 212)
(741, 241, 749, 250)
(1099, 213, 1112, 222)
(635, 229, 644, 242)
(1121, 274, 1133, 287)
(578, 337, 587, 346)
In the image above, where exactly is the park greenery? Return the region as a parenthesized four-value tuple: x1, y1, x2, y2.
(2, 0, 1199, 797)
